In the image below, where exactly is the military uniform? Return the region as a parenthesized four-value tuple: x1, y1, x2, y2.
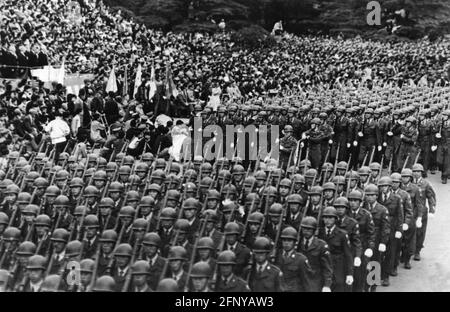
(297, 236, 333, 292)
(397, 125, 418, 170)
(279, 134, 298, 170)
(247, 261, 284, 292)
(413, 177, 436, 257)
(275, 250, 312, 292)
(417, 117, 434, 173)
(318, 226, 353, 292)
(357, 117, 381, 165)
(215, 273, 250, 292)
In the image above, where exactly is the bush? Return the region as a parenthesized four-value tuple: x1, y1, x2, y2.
(230, 25, 275, 49)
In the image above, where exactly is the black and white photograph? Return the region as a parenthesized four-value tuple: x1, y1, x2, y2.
(0, 0, 449, 297)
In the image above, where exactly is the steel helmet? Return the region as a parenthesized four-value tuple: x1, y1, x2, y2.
(114, 243, 133, 257)
(334, 197, 349, 209)
(390, 173, 402, 183)
(143, 232, 161, 247)
(253, 237, 272, 253)
(16, 241, 37, 256)
(348, 190, 363, 201)
(93, 276, 116, 292)
(322, 207, 338, 218)
(51, 228, 70, 243)
(216, 250, 236, 265)
(224, 222, 240, 235)
(131, 260, 150, 275)
(190, 261, 211, 278)
(378, 176, 393, 187)
(364, 184, 379, 195)
(412, 163, 424, 172)
(301, 216, 317, 229)
(3, 227, 21, 241)
(168, 246, 188, 261)
(280, 227, 298, 240)
(197, 237, 214, 250)
(156, 278, 178, 292)
(100, 230, 118, 243)
(247, 212, 264, 224)
(26, 255, 47, 270)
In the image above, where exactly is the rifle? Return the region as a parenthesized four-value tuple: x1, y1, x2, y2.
(331, 145, 340, 178)
(413, 149, 421, 165)
(402, 154, 410, 171)
(121, 237, 140, 292)
(361, 151, 369, 168)
(387, 156, 393, 175)
(183, 214, 209, 291)
(368, 146, 376, 165)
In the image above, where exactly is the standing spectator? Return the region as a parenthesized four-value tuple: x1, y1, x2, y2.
(44, 110, 70, 162)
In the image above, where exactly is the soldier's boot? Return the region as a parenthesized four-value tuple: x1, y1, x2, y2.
(390, 267, 398, 277)
(442, 177, 447, 184)
(382, 277, 390, 287)
(413, 252, 421, 261)
(404, 258, 412, 269)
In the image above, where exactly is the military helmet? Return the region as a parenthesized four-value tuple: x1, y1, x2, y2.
(143, 232, 161, 247)
(378, 176, 393, 187)
(16, 241, 37, 256)
(322, 207, 338, 218)
(348, 190, 363, 201)
(100, 230, 118, 243)
(280, 227, 298, 240)
(364, 184, 379, 195)
(26, 255, 47, 270)
(114, 243, 133, 257)
(301, 216, 317, 229)
(93, 276, 116, 292)
(252, 237, 272, 253)
(190, 261, 211, 278)
(334, 197, 349, 209)
(168, 246, 188, 261)
(217, 250, 236, 265)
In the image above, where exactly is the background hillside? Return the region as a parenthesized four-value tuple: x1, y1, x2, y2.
(104, 0, 450, 39)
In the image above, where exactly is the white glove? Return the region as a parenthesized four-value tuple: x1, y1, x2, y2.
(431, 145, 437, 152)
(402, 223, 409, 231)
(436, 133, 442, 139)
(358, 131, 363, 137)
(300, 142, 304, 148)
(383, 142, 387, 147)
(378, 243, 386, 252)
(400, 134, 405, 139)
(353, 140, 358, 147)
(347, 143, 351, 148)
(354, 257, 361, 267)
(377, 145, 382, 152)
(395, 231, 402, 239)
(328, 139, 333, 145)
(302, 133, 307, 139)
(280, 145, 284, 150)
(364, 248, 373, 258)
(346, 275, 354, 285)
(322, 287, 331, 292)
(387, 131, 393, 136)
(416, 217, 422, 228)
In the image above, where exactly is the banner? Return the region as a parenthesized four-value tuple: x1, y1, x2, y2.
(64, 73, 95, 95)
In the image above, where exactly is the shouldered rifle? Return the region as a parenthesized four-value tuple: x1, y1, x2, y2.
(184, 214, 209, 292)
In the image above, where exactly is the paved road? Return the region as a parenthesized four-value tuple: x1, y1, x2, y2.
(379, 173, 450, 292)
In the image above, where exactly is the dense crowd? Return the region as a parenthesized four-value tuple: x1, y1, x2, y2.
(0, 0, 443, 292)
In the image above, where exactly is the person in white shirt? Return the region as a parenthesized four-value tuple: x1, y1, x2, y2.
(44, 111, 70, 163)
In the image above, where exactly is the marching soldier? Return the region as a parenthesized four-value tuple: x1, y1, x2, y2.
(303, 118, 324, 170)
(318, 207, 353, 292)
(214, 250, 250, 292)
(275, 227, 312, 292)
(246, 236, 284, 292)
(411, 164, 436, 261)
(397, 116, 418, 171)
(377, 177, 403, 286)
(362, 184, 390, 292)
(298, 216, 333, 292)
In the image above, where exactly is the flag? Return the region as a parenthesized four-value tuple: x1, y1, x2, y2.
(133, 64, 142, 99)
(418, 75, 428, 87)
(106, 66, 118, 93)
(148, 65, 157, 99)
(165, 63, 178, 99)
(123, 67, 128, 97)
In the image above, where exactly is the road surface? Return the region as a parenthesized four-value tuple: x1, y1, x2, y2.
(379, 173, 450, 292)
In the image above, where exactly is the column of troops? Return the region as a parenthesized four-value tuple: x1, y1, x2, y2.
(0, 90, 442, 292)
